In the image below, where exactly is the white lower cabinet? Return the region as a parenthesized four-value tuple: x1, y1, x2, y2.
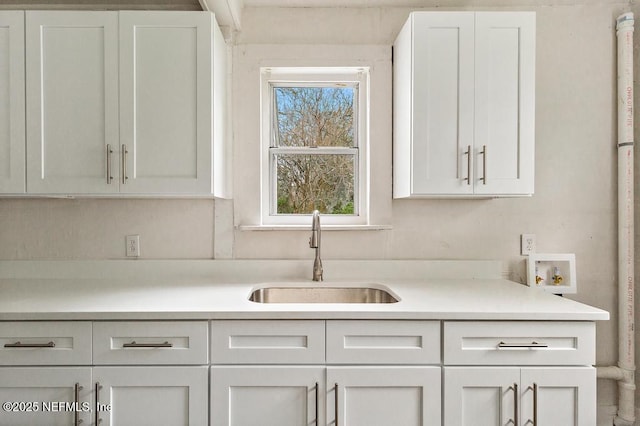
(328, 366, 441, 426)
(520, 367, 595, 426)
(0, 367, 92, 426)
(444, 366, 595, 426)
(443, 321, 597, 426)
(210, 320, 442, 426)
(0, 366, 208, 426)
(211, 366, 441, 426)
(92, 321, 209, 426)
(0, 321, 209, 426)
(0, 319, 599, 426)
(211, 366, 324, 426)
(94, 366, 208, 426)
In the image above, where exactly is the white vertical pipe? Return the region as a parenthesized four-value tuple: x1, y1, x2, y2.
(615, 12, 636, 426)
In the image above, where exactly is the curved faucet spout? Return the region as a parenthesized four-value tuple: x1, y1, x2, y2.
(309, 210, 323, 281)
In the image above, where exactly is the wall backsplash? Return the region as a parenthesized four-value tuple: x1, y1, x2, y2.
(0, 199, 215, 259)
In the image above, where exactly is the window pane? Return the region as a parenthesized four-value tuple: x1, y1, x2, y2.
(275, 154, 355, 215)
(274, 87, 355, 148)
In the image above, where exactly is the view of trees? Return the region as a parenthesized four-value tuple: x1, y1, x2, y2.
(273, 86, 357, 215)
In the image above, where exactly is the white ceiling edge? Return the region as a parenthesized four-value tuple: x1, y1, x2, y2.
(199, 0, 452, 31)
(200, 0, 243, 30)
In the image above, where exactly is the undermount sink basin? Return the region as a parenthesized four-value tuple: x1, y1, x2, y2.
(248, 285, 399, 304)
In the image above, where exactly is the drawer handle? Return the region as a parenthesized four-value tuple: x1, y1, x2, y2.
(122, 341, 173, 348)
(4, 341, 55, 348)
(497, 341, 548, 349)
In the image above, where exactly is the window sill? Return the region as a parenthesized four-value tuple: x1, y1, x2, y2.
(237, 224, 393, 231)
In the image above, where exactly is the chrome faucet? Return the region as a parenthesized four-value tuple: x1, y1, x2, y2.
(309, 210, 323, 281)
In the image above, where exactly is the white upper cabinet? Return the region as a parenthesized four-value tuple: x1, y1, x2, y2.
(22, 10, 229, 197)
(474, 13, 535, 196)
(0, 12, 25, 193)
(119, 12, 225, 195)
(26, 11, 119, 194)
(393, 12, 535, 197)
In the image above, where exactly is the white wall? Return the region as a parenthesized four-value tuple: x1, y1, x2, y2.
(0, 0, 636, 418)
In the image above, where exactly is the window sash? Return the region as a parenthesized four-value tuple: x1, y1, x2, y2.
(269, 82, 359, 149)
(269, 148, 359, 216)
(269, 81, 360, 217)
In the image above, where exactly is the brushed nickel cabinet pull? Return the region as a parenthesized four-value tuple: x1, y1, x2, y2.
(122, 341, 173, 348)
(106, 144, 114, 184)
(480, 145, 487, 184)
(314, 382, 319, 425)
(95, 382, 103, 425)
(121, 144, 129, 184)
(498, 341, 549, 349)
(333, 383, 338, 426)
(532, 383, 538, 426)
(510, 383, 518, 426)
(4, 341, 55, 348)
(334, 383, 339, 426)
(74, 383, 83, 426)
(464, 145, 471, 185)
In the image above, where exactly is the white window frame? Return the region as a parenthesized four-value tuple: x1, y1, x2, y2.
(260, 67, 369, 226)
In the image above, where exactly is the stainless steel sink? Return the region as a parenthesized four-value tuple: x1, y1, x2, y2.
(248, 285, 399, 304)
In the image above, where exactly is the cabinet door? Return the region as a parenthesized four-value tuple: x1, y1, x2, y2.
(119, 12, 212, 194)
(211, 366, 324, 426)
(410, 12, 475, 195)
(26, 11, 119, 194)
(0, 367, 91, 425)
(474, 12, 535, 195)
(0, 12, 25, 193)
(93, 366, 208, 426)
(520, 367, 595, 426)
(328, 366, 441, 426)
(444, 367, 519, 426)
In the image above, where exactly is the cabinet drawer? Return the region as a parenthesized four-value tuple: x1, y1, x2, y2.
(93, 321, 208, 365)
(444, 321, 595, 365)
(0, 321, 92, 365)
(211, 320, 325, 364)
(326, 320, 440, 364)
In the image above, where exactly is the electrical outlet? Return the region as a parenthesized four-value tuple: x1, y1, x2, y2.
(126, 235, 140, 257)
(521, 234, 536, 255)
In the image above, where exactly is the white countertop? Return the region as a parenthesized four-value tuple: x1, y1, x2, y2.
(0, 260, 609, 321)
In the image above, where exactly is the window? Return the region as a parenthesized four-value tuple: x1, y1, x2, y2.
(261, 67, 369, 226)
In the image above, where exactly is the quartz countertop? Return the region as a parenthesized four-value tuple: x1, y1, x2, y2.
(0, 260, 609, 321)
